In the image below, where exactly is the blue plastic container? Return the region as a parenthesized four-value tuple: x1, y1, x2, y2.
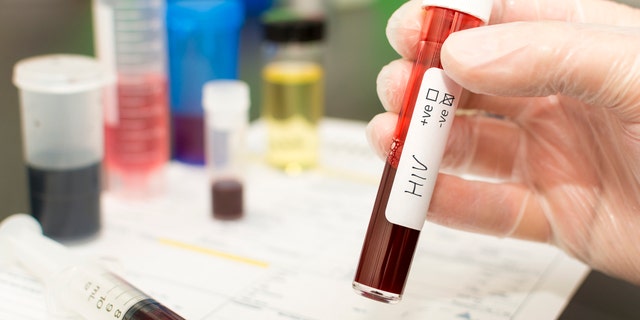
(167, 0, 245, 165)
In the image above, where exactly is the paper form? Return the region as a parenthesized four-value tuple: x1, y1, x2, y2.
(0, 119, 588, 320)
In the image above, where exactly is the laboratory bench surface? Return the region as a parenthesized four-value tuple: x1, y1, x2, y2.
(2, 1, 640, 319)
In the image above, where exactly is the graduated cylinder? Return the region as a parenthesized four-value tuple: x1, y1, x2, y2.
(93, 0, 171, 199)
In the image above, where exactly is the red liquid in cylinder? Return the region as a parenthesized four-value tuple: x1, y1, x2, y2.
(104, 74, 169, 194)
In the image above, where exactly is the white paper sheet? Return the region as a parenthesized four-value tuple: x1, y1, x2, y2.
(0, 119, 588, 320)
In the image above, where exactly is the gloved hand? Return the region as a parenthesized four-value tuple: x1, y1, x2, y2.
(367, 0, 640, 285)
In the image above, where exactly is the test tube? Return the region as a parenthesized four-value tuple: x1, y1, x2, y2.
(353, 0, 492, 303)
(166, 0, 245, 165)
(0, 213, 185, 320)
(260, 15, 325, 173)
(13, 54, 112, 241)
(203, 80, 250, 220)
(92, 0, 170, 199)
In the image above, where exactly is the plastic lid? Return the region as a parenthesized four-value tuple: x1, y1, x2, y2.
(13, 54, 113, 94)
(203, 80, 250, 125)
(422, 0, 493, 23)
(263, 18, 325, 43)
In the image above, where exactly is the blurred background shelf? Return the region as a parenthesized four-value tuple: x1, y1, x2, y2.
(0, 0, 400, 218)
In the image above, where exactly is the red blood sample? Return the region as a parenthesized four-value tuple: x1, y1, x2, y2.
(211, 178, 244, 220)
(353, 6, 485, 303)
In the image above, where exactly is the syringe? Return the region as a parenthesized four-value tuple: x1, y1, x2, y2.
(0, 214, 185, 320)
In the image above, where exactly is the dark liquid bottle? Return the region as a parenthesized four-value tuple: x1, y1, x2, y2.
(13, 54, 109, 242)
(28, 162, 102, 240)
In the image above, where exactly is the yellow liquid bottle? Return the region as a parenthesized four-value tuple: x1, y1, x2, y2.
(262, 61, 323, 173)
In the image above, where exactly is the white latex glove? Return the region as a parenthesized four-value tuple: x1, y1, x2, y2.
(367, 0, 640, 285)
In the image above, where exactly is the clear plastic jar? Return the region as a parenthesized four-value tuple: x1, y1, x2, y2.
(260, 16, 326, 173)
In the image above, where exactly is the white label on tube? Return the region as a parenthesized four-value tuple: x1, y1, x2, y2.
(385, 68, 462, 231)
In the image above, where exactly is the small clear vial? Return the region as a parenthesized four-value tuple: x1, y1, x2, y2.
(203, 80, 250, 220)
(260, 14, 325, 173)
